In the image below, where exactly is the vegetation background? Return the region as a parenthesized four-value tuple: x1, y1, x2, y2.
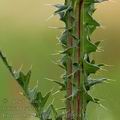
(0, 0, 119, 120)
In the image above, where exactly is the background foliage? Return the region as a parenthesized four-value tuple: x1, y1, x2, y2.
(0, 0, 120, 120)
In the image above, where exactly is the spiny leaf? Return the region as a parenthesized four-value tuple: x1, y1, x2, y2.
(61, 54, 69, 69)
(16, 70, 31, 92)
(45, 104, 63, 120)
(41, 105, 53, 120)
(28, 87, 51, 113)
(85, 78, 108, 90)
(84, 39, 98, 54)
(95, 41, 101, 46)
(59, 30, 68, 47)
(51, 104, 58, 119)
(85, 92, 100, 104)
(0, 52, 52, 119)
(54, 3, 72, 22)
(51, 105, 63, 120)
(54, 5, 68, 14)
(83, 60, 100, 75)
(90, 59, 95, 64)
(38, 91, 51, 109)
(42, 92, 51, 108)
(54, 4, 64, 9)
(60, 47, 73, 56)
(0, 51, 15, 77)
(41, 104, 63, 120)
(48, 78, 66, 91)
(27, 85, 38, 104)
(84, 8, 100, 34)
(85, 0, 108, 4)
(0, 51, 32, 92)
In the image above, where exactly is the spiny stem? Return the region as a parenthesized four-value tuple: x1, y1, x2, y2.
(66, 34, 73, 119)
(76, 1, 81, 119)
(72, 0, 83, 119)
(66, 0, 73, 119)
(77, 1, 84, 119)
(57, 0, 108, 119)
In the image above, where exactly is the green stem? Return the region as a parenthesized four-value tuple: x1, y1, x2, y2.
(66, 0, 73, 119)
(73, 0, 83, 119)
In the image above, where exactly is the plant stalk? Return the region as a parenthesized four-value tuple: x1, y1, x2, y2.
(66, 0, 73, 119)
(73, 0, 83, 119)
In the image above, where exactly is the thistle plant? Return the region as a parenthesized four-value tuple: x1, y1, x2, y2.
(54, 0, 108, 119)
(0, 52, 59, 120)
(0, 0, 109, 120)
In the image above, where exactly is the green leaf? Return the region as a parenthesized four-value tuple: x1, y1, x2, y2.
(90, 59, 95, 64)
(85, 0, 107, 4)
(51, 104, 58, 119)
(28, 87, 51, 113)
(54, 5, 68, 14)
(83, 60, 100, 75)
(61, 54, 69, 69)
(41, 105, 53, 120)
(49, 79, 66, 91)
(85, 92, 99, 104)
(60, 47, 73, 56)
(54, 3, 72, 22)
(16, 70, 31, 92)
(27, 85, 38, 104)
(0, 51, 52, 119)
(0, 51, 32, 92)
(37, 91, 51, 108)
(59, 30, 67, 47)
(85, 78, 107, 90)
(84, 9, 100, 34)
(0, 51, 15, 77)
(42, 92, 51, 108)
(95, 41, 101, 46)
(84, 39, 98, 54)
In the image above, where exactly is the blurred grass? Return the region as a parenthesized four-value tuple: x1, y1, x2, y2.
(0, 0, 120, 120)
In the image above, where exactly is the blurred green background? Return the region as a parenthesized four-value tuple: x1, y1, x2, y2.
(0, 0, 120, 120)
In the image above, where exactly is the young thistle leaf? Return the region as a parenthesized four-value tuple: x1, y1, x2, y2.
(85, 78, 108, 90)
(84, 38, 98, 54)
(16, 70, 31, 92)
(54, 3, 72, 22)
(83, 60, 100, 75)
